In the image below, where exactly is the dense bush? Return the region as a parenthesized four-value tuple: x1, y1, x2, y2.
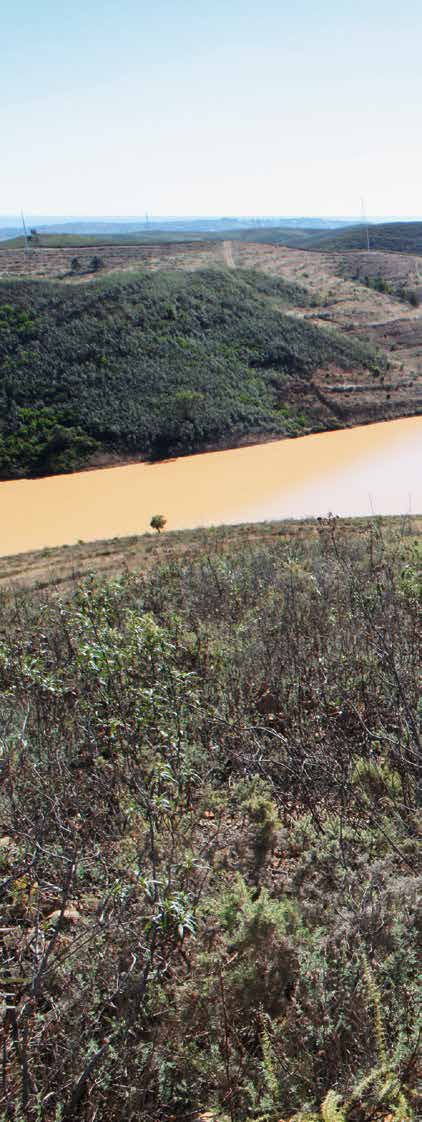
(399, 286, 421, 308)
(0, 269, 384, 478)
(363, 274, 393, 295)
(0, 519, 420, 1120)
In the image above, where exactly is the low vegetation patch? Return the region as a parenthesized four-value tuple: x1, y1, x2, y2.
(0, 518, 420, 1120)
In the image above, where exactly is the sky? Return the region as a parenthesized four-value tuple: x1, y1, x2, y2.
(2, 0, 422, 218)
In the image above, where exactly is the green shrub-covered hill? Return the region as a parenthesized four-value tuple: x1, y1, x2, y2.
(0, 268, 383, 478)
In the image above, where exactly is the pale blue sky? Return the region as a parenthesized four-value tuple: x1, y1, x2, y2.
(2, 0, 421, 217)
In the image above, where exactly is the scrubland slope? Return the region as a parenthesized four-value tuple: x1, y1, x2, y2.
(0, 517, 420, 1121)
(0, 269, 385, 478)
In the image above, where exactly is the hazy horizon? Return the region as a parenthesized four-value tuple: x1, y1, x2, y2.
(1, 213, 421, 226)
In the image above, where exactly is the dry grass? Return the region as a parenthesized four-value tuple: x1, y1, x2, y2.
(0, 515, 420, 596)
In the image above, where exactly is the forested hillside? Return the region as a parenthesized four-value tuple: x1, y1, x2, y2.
(0, 519, 420, 1120)
(0, 269, 385, 478)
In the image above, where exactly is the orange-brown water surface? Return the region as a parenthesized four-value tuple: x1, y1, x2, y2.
(0, 417, 421, 557)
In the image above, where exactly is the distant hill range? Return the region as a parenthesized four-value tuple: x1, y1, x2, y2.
(2, 214, 421, 249)
(321, 221, 422, 254)
(233, 221, 422, 254)
(0, 215, 367, 240)
(0, 212, 419, 241)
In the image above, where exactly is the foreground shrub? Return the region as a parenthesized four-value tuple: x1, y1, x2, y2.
(0, 520, 419, 1119)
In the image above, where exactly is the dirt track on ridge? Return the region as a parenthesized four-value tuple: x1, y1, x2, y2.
(222, 240, 235, 267)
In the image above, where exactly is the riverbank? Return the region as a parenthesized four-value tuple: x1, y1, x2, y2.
(2, 261, 421, 481)
(0, 416, 420, 558)
(0, 513, 421, 595)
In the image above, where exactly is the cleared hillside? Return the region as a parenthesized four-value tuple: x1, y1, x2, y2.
(0, 268, 387, 479)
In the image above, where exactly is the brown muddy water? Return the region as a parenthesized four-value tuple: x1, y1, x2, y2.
(0, 417, 420, 557)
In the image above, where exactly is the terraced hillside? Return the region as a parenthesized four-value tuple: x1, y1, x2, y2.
(0, 239, 222, 280)
(229, 242, 422, 422)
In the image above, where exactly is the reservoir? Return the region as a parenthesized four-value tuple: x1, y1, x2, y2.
(0, 416, 421, 557)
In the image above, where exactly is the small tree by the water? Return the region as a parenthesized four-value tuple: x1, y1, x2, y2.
(150, 514, 167, 534)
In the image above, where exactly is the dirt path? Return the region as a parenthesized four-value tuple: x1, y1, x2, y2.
(222, 240, 235, 268)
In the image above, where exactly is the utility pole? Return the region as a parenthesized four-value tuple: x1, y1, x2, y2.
(360, 196, 370, 252)
(20, 209, 30, 252)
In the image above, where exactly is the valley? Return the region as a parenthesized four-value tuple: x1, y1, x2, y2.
(0, 228, 420, 1122)
(3, 0, 422, 1113)
(0, 238, 421, 485)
